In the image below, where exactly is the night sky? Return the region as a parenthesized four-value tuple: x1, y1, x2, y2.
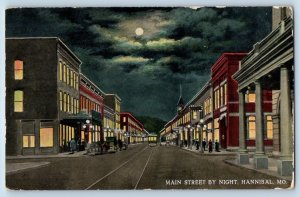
(6, 7, 272, 121)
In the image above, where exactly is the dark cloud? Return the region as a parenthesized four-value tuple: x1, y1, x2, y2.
(6, 7, 272, 121)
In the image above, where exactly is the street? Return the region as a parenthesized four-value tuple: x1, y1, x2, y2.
(6, 143, 291, 190)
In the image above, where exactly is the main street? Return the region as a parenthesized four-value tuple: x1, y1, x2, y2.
(6, 143, 291, 190)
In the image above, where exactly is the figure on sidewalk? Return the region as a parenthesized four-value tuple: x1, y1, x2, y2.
(208, 139, 213, 153)
(215, 139, 220, 152)
(202, 138, 207, 151)
(196, 139, 200, 150)
(70, 138, 76, 154)
(118, 139, 123, 151)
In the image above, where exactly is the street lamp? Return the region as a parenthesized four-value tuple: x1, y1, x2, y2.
(199, 118, 205, 153)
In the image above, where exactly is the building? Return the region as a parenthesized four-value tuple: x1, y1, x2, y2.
(233, 8, 293, 175)
(104, 94, 121, 139)
(103, 104, 116, 140)
(79, 74, 104, 144)
(6, 37, 81, 155)
(212, 53, 273, 150)
(120, 112, 144, 144)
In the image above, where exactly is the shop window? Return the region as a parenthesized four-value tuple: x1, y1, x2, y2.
(23, 135, 35, 148)
(248, 116, 256, 139)
(213, 119, 219, 141)
(266, 116, 273, 139)
(14, 60, 23, 80)
(14, 90, 23, 112)
(40, 127, 53, 147)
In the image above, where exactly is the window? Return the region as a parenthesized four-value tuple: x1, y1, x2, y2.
(67, 67, 70, 85)
(40, 127, 53, 147)
(220, 86, 224, 106)
(23, 135, 35, 148)
(14, 90, 23, 112)
(59, 61, 63, 81)
(76, 74, 79, 90)
(248, 116, 256, 139)
(213, 119, 219, 141)
(192, 111, 197, 120)
(246, 93, 256, 103)
(14, 60, 23, 80)
(266, 116, 273, 139)
(67, 94, 70, 112)
(63, 63, 67, 83)
(59, 91, 63, 111)
(63, 92, 67, 112)
(70, 70, 73, 87)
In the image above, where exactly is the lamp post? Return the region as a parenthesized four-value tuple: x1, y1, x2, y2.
(199, 118, 205, 153)
(82, 119, 92, 146)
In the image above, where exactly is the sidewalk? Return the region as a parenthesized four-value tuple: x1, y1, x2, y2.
(6, 161, 50, 175)
(224, 157, 293, 182)
(6, 151, 88, 160)
(181, 145, 293, 181)
(180, 145, 237, 156)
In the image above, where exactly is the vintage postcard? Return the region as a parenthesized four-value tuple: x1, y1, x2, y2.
(5, 7, 294, 190)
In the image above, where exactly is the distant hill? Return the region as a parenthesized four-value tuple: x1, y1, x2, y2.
(136, 116, 166, 136)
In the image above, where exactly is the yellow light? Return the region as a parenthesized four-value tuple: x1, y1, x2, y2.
(135, 27, 144, 36)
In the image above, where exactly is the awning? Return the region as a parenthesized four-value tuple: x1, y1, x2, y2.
(62, 111, 102, 125)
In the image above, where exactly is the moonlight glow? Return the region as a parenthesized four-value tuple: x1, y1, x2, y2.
(135, 27, 144, 36)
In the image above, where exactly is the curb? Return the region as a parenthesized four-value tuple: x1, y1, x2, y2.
(223, 159, 293, 182)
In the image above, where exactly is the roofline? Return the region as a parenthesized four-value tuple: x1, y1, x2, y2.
(6, 37, 82, 65)
(80, 73, 106, 96)
(105, 93, 121, 101)
(120, 112, 143, 127)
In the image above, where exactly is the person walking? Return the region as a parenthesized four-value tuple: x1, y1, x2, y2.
(215, 139, 220, 152)
(196, 139, 200, 150)
(118, 139, 123, 151)
(70, 138, 76, 154)
(202, 138, 207, 151)
(208, 139, 213, 153)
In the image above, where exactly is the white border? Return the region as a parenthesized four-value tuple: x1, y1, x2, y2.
(0, 1, 299, 197)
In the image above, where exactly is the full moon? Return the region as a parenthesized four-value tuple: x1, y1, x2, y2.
(135, 27, 144, 36)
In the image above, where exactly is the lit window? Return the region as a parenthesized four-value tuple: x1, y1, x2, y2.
(192, 111, 197, 120)
(213, 118, 219, 141)
(14, 90, 23, 112)
(63, 63, 67, 83)
(59, 61, 63, 81)
(59, 91, 63, 111)
(14, 60, 23, 80)
(248, 116, 256, 139)
(246, 93, 256, 103)
(70, 70, 73, 87)
(40, 127, 53, 147)
(67, 67, 70, 85)
(266, 116, 273, 139)
(23, 135, 35, 148)
(63, 92, 67, 112)
(220, 86, 224, 106)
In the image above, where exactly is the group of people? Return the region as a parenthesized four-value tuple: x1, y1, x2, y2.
(195, 138, 220, 152)
(69, 138, 128, 154)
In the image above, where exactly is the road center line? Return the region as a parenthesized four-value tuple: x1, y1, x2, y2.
(134, 147, 155, 189)
(85, 146, 149, 190)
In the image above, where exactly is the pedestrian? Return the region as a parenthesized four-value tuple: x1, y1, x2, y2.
(208, 139, 213, 153)
(77, 138, 81, 151)
(70, 138, 76, 154)
(118, 139, 123, 151)
(196, 139, 200, 150)
(215, 139, 220, 152)
(202, 138, 207, 151)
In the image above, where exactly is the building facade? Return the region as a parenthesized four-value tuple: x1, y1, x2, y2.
(104, 94, 121, 138)
(120, 112, 144, 144)
(6, 37, 81, 155)
(233, 9, 293, 175)
(103, 104, 116, 140)
(79, 74, 104, 144)
(212, 53, 273, 150)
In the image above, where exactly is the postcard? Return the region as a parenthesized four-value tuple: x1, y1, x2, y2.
(5, 7, 294, 190)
